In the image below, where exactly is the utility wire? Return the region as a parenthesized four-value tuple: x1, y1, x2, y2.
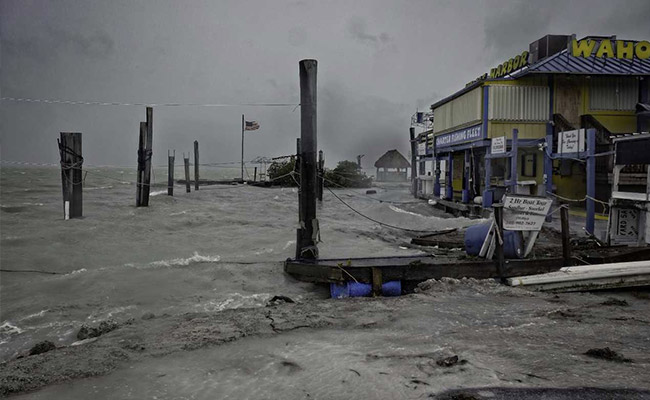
(325, 186, 447, 233)
(1, 97, 300, 108)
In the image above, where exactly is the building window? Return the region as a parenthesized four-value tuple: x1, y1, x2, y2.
(590, 77, 638, 111)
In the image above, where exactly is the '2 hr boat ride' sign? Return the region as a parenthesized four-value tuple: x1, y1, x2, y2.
(502, 195, 553, 231)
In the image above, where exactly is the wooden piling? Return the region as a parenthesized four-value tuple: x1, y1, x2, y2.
(297, 59, 318, 260)
(295, 137, 303, 260)
(136, 122, 146, 206)
(184, 154, 191, 193)
(194, 140, 199, 190)
(141, 107, 154, 206)
(317, 150, 324, 201)
(168, 150, 175, 196)
(493, 204, 505, 281)
(561, 205, 572, 266)
(58, 132, 83, 219)
(254, 167, 257, 182)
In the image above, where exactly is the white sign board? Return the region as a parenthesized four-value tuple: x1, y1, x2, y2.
(491, 136, 506, 154)
(502, 195, 553, 231)
(559, 129, 585, 154)
(417, 142, 426, 156)
(611, 207, 640, 245)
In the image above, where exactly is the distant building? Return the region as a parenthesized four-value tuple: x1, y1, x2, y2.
(413, 34, 650, 210)
(375, 150, 411, 182)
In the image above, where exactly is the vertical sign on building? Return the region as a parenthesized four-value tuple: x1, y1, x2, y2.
(491, 136, 506, 154)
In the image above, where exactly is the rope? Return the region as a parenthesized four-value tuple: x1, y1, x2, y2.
(545, 191, 609, 214)
(325, 186, 448, 233)
(1, 97, 300, 108)
(320, 173, 421, 205)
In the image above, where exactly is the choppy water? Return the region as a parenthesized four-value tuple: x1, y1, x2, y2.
(0, 165, 477, 362)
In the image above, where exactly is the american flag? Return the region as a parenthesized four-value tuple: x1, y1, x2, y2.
(245, 120, 260, 131)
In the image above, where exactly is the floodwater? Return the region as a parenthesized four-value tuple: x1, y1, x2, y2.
(0, 167, 472, 359)
(2, 166, 649, 399)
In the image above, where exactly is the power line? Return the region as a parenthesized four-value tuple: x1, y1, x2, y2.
(1, 97, 300, 108)
(325, 186, 446, 233)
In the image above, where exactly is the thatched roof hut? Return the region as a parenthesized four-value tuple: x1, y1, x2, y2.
(374, 149, 410, 169)
(374, 150, 410, 182)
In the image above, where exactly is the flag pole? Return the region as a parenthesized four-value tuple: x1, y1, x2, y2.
(241, 114, 244, 182)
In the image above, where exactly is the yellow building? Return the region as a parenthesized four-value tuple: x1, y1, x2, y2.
(424, 34, 650, 212)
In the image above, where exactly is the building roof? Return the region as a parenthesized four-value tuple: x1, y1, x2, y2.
(430, 38, 650, 111)
(374, 149, 411, 169)
(514, 48, 650, 77)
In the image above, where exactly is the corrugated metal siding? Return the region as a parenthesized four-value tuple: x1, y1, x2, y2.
(590, 77, 638, 111)
(433, 87, 482, 133)
(488, 86, 549, 121)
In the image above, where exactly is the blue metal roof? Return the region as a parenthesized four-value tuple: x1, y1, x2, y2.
(515, 49, 650, 77)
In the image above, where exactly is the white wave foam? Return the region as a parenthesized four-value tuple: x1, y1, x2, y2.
(20, 309, 49, 321)
(0, 322, 24, 335)
(150, 190, 167, 197)
(148, 252, 221, 268)
(86, 186, 113, 191)
(200, 293, 271, 312)
(283, 240, 296, 250)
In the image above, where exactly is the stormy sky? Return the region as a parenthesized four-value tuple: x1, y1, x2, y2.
(1, 0, 649, 169)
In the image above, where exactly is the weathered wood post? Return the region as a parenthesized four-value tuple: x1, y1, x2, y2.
(493, 203, 506, 281)
(194, 140, 199, 190)
(136, 122, 146, 206)
(137, 107, 154, 207)
(58, 132, 83, 219)
(410, 127, 417, 198)
(560, 205, 572, 266)
(295, 137, 303, 260)
(254, 167, 257, 182)
(297, 59, 318, 260)
(142, 107, 154, 206)
(168, 150, 175, 196)
(317, 150, 324, 201)
(184, 153, 191, 193)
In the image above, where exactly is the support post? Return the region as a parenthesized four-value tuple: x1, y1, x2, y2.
(560, 205, 572, 266)
(296, 59, 318, 260)
(136, 122, 146, 206)
(493, 204, 505, 281)
(168, 150, 175, 196)
(483, 145, 493, 207)
(544, 133, 554, 222)
(371, 267, 382, 297)
(58, 132, 83, 219)
(254, 167, 257, 182)
(295, 138, 302, 260)
(586, 128, 596, 235)
(434, 158, 441, 197)
(241, 114, 245, 182)
(462, 149, 470, 203)
(194, 140, 199, 190)
(184, 154, 191, 193)
(141, 107, 154, 207)
(410, 127, 417, 198)
(509, 129, 518, 194)
(317, 150, 324, 201)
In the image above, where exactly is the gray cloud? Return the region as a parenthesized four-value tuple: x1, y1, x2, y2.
(346, 16, 391, 46)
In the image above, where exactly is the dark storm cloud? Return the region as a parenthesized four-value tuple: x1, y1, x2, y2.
(483, 0, 650, 61)
(4, 26, 114, 61)
(346, 16, 391, 46)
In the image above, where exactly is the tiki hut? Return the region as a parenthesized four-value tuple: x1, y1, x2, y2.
(374, 149, 410, 182)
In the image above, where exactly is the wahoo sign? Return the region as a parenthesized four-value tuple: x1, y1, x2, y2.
(571, 38, 650, 60)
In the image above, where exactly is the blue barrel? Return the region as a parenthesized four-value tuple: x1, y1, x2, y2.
(465, 222, 492, 256)
(465, 223, 523, 259)
(330, 281, 402, 298)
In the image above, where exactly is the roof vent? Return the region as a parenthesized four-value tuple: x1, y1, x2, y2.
(529, 34, 571, 63)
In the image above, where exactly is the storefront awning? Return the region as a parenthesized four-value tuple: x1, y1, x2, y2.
(514, 49, 650, 77)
